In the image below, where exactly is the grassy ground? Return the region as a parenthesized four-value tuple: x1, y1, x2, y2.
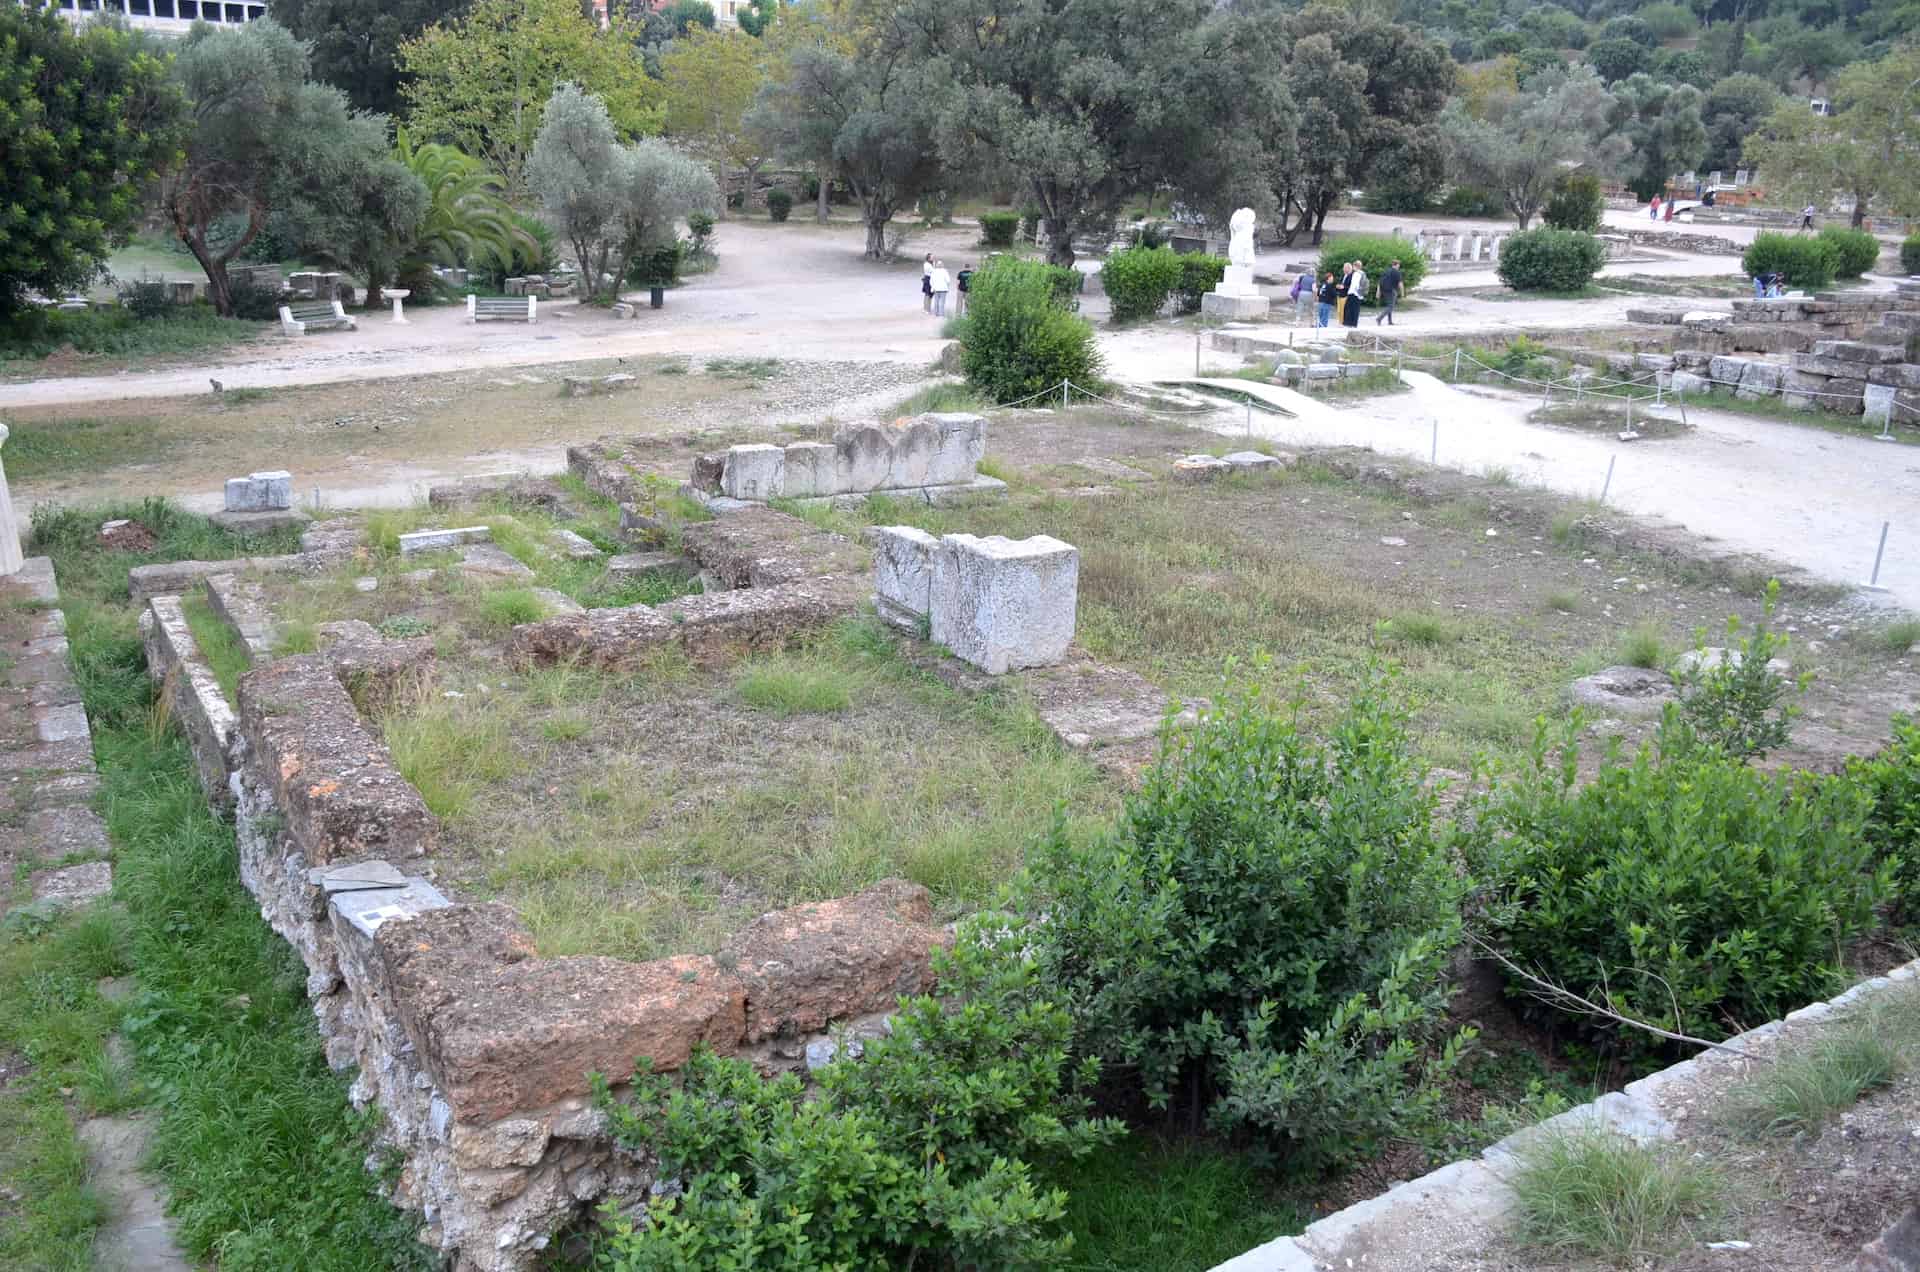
(0, 501, 430, 1271)
(0, 307, 263, 380)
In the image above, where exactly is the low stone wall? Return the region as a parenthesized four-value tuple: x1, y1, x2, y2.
(703, 413, 987, 502)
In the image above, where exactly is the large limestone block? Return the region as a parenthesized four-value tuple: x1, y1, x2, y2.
(782, 441, 838, 498)
(868, 525, 939, 630)
(224, 470, 292, 512)
(930, 533, 1078, 675)
(833, 422, 895, 492)
(721, 444, 785, 500)
(884, 416, 941, 489)
(920, 413, 987, 486)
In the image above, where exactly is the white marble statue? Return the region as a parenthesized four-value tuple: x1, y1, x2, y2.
(1227, 208, 1257, 269)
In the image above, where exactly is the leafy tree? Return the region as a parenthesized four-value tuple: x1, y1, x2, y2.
(1609, 74, 1709, 201)
(734, 0, 778, 36)
(390, 129, 529, 292)
(1455, 54, 1519, 119)
(528, 83, 717, 302)
(1742, 46, 1920, 229)
(1597, 14, 1657, 47)
(1445, 65, 1626, 228)
(1701, 73, 1779, 174)
(399, 0, 662, 194)
(1748, 20, 1858, 91)
(271, 0, 471, 115)
(1516, 47, 1568, 87)
(661, 26, 772, 206)
(269, 108, 429, 306)
(0, 5, 185, 318)
(1586, 36, 1650, 83)
(749, 41, 943, 258)
(1652, 48, 1713, 89)
(161, 20, 411, 316)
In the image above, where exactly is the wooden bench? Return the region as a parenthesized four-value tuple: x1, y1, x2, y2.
(278, 300, 356, 336)
(468, 294, 538, 323)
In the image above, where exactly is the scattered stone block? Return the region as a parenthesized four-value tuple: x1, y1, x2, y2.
(550, 528, 602, 560)
(1569, 666, 1677, 717)
(868, 525, 939, 630)
(618, 504, 672, 548)
(1674, 646, 1790, 677)
(508, 576, 860, 671)
(1668, 370, 1709, 396)
(398, 526, 491, 555)
(224, 470, 293, 512)
(1219, 451, 1284, 473)
(30, 860, 112, 907)
(205, 573, 277, 662)
(721, 444, 785, 501)
(606, 552, 694, 583)
(127, 555, 305, 605)
(781, 442, 837, 498)
(1172, 455, 1233, 483)
(458, 544, 536, 581)
(929, 533, 1078, 675)
(313, 620, 435, 713)
(211, 508, 310, 534)
(141, 595, 240, 802)
(679, 506, 865, 590)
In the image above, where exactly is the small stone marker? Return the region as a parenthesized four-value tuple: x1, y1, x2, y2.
(1865, 384, 1896, 428)
(930, 533, 1078, 675)
(0, 423, 23, 576)
(224, 470, 293, 512)
(397, 525, 491, 555)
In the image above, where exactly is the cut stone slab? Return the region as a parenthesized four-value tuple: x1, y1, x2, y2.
(329, 874, 452, 938)
(606, 552, 695, 583)
(398, 526, 491, 555)
(781, 441, 837, 498)
(1026, 656, 1200, 750)
(679, 506, 865, 589)
(1569, 666, 1678, 717)
(210, 508, 310, 534)
(798, 474, 1008, 511)
(307, 859, 409, 894)
(126, 554, 304, 604)
(79, 1115, 192, 1272)
(27, 805, 109, 858)
(929, 534, 1078, 675)
(458, 543, 536, 581)
(34, 702, 91, 744)
(720, 443, 785, 501)
(1172, 455, 1233, 483)
(204, 573, 277, 662)
(1201, 292, 1270, 320)
(508, 575, 861, 671)
(530, 587, 585, 617)
(868, 525, 939, 630)
(1219, 450, 1286, 473)
(1673, 646, 1790, 677)
(224, 470, 292, 512)
(31, 860, 112, 907)
(550, 528, 602, 561)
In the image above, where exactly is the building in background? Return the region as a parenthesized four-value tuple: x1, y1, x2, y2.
(51, 0, 267, 35)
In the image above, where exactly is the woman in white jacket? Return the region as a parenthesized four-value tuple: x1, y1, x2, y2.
(929, 261, 952, 317)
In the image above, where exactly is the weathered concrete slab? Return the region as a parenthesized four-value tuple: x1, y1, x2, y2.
(679, 506, 865, 590)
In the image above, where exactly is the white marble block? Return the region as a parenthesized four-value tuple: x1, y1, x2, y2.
(930, 533, 1078, 675)
(921, 414, 987, 487)
(722, 444, 786, 500)
(782, 442, 838, 498)
(869, 525, 940, 630)
(0, 424, 20, 576)
(224, 470, 294, 512)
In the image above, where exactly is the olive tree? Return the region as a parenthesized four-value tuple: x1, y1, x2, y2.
(1445, 65, 1627, 229)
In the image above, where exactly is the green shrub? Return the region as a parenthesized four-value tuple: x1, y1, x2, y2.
(1637, 1, 1696, 38)
(1173, 253, 1226, 315)
(596, 915, 1122, 1271)
(765, 188, 793, 222)
(1100, 245, 1183, 322)
(627, 242, 684, 287)
(1742, 231, 1838, 290)
(1541, 173, 1604, 234)
(1497, 228, 1607, 292)
(1440, 186, 1506, 218)
(1902, 234, 1920, 275)
(1845, 714, 1920, 920)
(1816, 225, 1879, 278)
(1673, 580, 1800, 759)
(115, 276, 175, 321)
(956, 257, 1102, 403)
(1316, 234, 1427, 305)
(1363, 179, 1434, 214)
(1470, 714, 1891, 1048)
(1134, 220, 1171, 249)
(979, 210, 1021, 247)
(1028, 669, 1469, 1175)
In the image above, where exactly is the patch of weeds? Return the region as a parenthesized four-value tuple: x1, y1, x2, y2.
(1872, 616, 1920, 654)
(1544, 590, 1580, 614)
(541, 713, 593, 743)
(220, 386, 273, 405)
(179, 592, 252, 701)
(1481, 463, 1515, 486)
(706, 357, 782, 380)
(377, 615, 433, 640)
(276, 618, 319, 655)
(473, 587, 545, 631)
(976, 455, 1020, 485)
(1614, 621, 1670, 670)
(1508, 1128, 1726, 1264)
(383, 694, 516, 820)
(891, 382, 991, 415)
(734, 654, 860, 715)
(1381, 611, 1457, 648)
(1720, 988, 1920, 1139)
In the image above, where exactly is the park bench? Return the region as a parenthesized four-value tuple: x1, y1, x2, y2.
(277, 300, 356, 336)
(468, 294, 538, 323)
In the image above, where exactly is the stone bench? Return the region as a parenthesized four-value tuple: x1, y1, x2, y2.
(467, 294, 537, 324)
(278, 300, 356, 336)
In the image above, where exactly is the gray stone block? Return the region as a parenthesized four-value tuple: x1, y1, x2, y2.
(397, 525, 490, 555)
(1669, 370, 1709, 396)
(721, 443, 786, 500)
(930, 533, 1078, 675)
(868, 525, 939, 630)
(1172, 455, 1233, 482)
(782, 442, 838, 498)
(223, 470, 292, 512)
(1220, 451, 1283, 473)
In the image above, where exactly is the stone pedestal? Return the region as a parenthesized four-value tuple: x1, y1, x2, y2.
(1202, 265, 1270, 320)
(0, 423, 20, 576)
(387, 289, 411, 324)
(929, 533, 1078, 674)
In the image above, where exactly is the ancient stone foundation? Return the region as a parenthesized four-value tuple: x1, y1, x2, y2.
(870, 527, 1079, 675)
(693, 413, 1000, 504)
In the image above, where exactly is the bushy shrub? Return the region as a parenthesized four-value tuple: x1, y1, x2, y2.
(596, 916, 1121, 1271)
(1637, 2, 1696, 38)
(1133, 220, 1171, 249)
(1742, 231, 1838, 290)
(1497, 228, 1607, 292)
(1441, 186, 1506, 218)
(956, 258, 1101, 403)
(979, 210, 1021, 247)
(225, 276, 284, 322)
(1816, 225, 1879, 278)
(1316, 234, 1427, 304)
(1174, 253, 1226, 314)
(1542, 173, 1604, 234)
(1903, 234, 1920, 275)
(472, 210, 557, 287)
(1100, 245, 1183, 322)
(1364, 179, 1434, 214)
(1470, 714, 1890, 1048)
(115, 276, 175, 321)
(627, 242, 684, 287)
(685, 211, 717, 262)
(765, 188, 793, 222)
(1028, 669, 1469, 1175)
(1673, 580, 1801, 759)
(1844, 714, 1920, 920)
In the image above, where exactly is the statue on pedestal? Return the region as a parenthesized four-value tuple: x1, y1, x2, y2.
(1228, 207, 1256, 269)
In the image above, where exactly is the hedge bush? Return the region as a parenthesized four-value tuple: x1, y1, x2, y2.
(956, 257, 1101, 403)
(765, 188, 793, 222)
(1028, 670, 1469, 1175)
(1903, 234, 1920, 276)
(1496, 228, 1607, 292)
(979, 210, 1021, 247)
(1173, 253, 1226, 314)
(1542, 173, 1604, 234)
(1440, 186, 1505, 218)
(1316, 234, 1427, 304)
(1846, 714, 1920, 921)
(1470, 715, 1891, 1048)
(1742, 231, 1838, 290)
(1816, 225, 1879, 278)
(1100, 245, 1183, 322)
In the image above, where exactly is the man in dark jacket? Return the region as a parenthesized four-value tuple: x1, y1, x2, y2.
(1375, 260, 1403, 326)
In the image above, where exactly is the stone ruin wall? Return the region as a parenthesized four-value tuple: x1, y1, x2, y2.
(135, 515, 956, 1270)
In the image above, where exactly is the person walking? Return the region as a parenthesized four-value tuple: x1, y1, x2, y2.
(1342, 259, 1366, 328)
(1290, 269, 1313, 325)
(1375, 259, 1402, 326)
(955, 263, 973, 316)
(929, 260, 952, 316)
(1649, 195, 1661, 221)
(1316, 272, 1338, 327)
(921, 252, 934, 313)
(1800, 204, 1816, 230)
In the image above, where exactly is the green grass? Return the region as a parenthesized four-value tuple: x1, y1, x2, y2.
(1720, 987, 1920, 1139)
(1545, 590, 1580, 614)
(0, 305, 259, 376)
(734, 654, 861, 715)
(1053, 1135, 1306, 1272)
(1873, 617, 1920, 653)
(1683, 388, 1920, 445)
(1508, 1128, 1726, 1264)
(705, 357, 783, 380)
(891, 383, 992, 415)
(473, 586, 545, 630)
(0, 417, 181, 484)
(1383, 611, 1457, 648)
(179, 591, 253, 701)
(1303, 366, 1410, 400)
(1614, 622, 1672, 670)
(383, 694, 516, 820)
(19, 500, 431, 1270)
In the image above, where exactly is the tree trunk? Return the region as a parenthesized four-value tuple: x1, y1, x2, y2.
(1851, 198, 1867, 229)
(173, 199, 259, 318)
(1516, 209, 1533, 231)
(816, 167, 830, 223)
(1045, 215, 1076, 267)
(864, 214, 888, 260)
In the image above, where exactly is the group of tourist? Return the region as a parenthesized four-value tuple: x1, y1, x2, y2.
(1290, 258, 1402, 328)
(921, 254, 972, 318)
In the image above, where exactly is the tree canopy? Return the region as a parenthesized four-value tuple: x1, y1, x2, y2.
(661, 26, 775, 201)
(271, 0, 470, 115)
(1742, 44, 1920, 227)
(0, 5, 185, 317)
(1444, 65, 1627, 228)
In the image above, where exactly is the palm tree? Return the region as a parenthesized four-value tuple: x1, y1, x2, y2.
(393, 129, 536, 294)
